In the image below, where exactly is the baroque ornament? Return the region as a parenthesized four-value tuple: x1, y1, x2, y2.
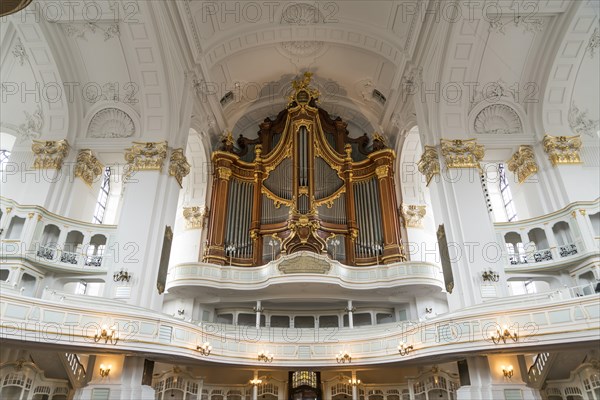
(417, 146, 440, 186)
(63, 22, 119, 41)
(182, 206, 209, 230)
(474, 104, 522, 135)
(587, 27, 599, 58)
(124, 141, 168, 172)
(507, 145, 538, 184)
(440, 139, 485, 169)
(401, 204, 427, 228)
(568, 102, 599, 137)
(74, 149, 104, 186)
(32, 139, 70, 170)
(87, 108, 135, 138)
(169, 148, 191, 187)
(542, 134, 582, 166)
(12, 39, 28, 66)
(1, 105, 44, 141)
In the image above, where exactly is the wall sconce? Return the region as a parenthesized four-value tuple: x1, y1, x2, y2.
(491, 325, 518, 344)
(113, 269, 132, 283)
(502, 365, 514, 378)
(99, 364, 111, 377)
(336, 351, 351, 363)
(482, 269, 500, 282)
(94, 324, 119, 344)
(258, 350, 273, 363)
(425, 307, 432, 314)
(197, 342, 212, 356)
(398, 341, 414, 356)
(253, 306, 264, 313)
(348, 378, 361, 386)
(250, 379, 263, 385)
(344, 307, 356, 313)
(177, 309, 185, 316)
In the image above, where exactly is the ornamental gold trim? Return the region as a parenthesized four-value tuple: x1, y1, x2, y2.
(417, 145, 440, 186)
(169, 148, 191, 187)
(182, 206, 208, 229)
(124, 141, 167, 172)
(32, 139, 69, 170)
(507, 145, 538, 184)
(74, 149, 103, 187)
(217, 166, 232, 181)
(400, 204, 427, 228)
(542, 134, 582, 166)
(440, 138, 485, 169)
(375, 165, 389, 179)
(261, 187, 293, 208)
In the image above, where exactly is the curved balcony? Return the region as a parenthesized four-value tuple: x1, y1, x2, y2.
(1, 289, 598, 368)
(0, 197, 116, 274)
(166, 251, 445, 299)
(495, 199, 599, 273)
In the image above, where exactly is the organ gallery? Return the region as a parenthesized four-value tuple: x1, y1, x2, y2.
(203, 73, 406, 266)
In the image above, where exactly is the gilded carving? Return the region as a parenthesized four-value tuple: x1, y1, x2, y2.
(278, 253, 331, 274)
(440, 138, 485, 169)
(375, 165, 389, 179)
(507, 145, 538, 184)
(32, 139, 69, 170)
(542, 134, 582, 166)
(261, 187, 292, 208)
(417, 145, 440, 186)
(169, 148, 191, 187)
(124, 141, 167, 172)
(183, 206, 208, 229)
(74, 149, 103, 187)
(217, 166, 232, 181)
(288, 72, 320, 107)
(401, 204, 427, 228)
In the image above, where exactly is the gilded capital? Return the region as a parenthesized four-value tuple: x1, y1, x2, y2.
(74, 149, 103, 187)
(169, 148, 191, 187)
(183, 206, 208, 229)
(124, 141, 168, 172)
(32, 139, 69, 170)
(417, 145, 440, 186)
(217, 166, 232, 181)
(542, 134, 582, 166)
(507, 145, 538, 183)
(440, 138, 485, 169)
(375, 165, 389, 179)
(401, 204, 427, 228)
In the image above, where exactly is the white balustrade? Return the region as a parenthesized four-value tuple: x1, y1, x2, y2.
(495, 199, 599, 269)
(0, 197, 116, 272)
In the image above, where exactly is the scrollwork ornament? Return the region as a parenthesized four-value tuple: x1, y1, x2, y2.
(542, 134, 582, 166)
(217, 166, 232, 181)
(169, 148, 191, 187)
(417, 145, 440, 186)
(440, 138, 485, 169)
(32, 139, 70, 170)
(183, 206, 208, 229)
(507, 145, 538, 183)
(74, 149, 103, 186)
(401, 204, 427, 228)
(375, 165, 389, 179)
(124, 141, 167, 172)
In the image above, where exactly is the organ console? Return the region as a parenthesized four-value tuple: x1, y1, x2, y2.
(203, 72, 405, 266)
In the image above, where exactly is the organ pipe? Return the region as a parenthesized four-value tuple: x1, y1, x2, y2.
(203, 72, 405, 266)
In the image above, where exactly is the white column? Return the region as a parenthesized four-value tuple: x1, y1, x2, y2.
(252, 370, 259, 400)
(351, 371, 358, 400)
(427, 159, 508, 310)
(103, 158, 181, 311)
(255, 300, 262, 329)
(347, 300, 354, 329)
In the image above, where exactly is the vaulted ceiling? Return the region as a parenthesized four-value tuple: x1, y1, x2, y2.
(1, 0, 598, 152)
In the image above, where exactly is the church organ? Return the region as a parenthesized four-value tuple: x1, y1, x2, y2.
(203, 73, 405, 266)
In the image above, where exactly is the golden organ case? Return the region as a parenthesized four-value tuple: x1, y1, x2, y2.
(203, 73, 405, 266)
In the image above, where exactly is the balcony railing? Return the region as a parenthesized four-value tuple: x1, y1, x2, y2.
(0, 197, 116, 272)
(1, 289, 598, 367)
(495, 199, 599, 270)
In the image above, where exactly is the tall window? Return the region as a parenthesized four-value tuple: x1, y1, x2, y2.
(498, 163, 517, 222)
(92, 167, 111, 224)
